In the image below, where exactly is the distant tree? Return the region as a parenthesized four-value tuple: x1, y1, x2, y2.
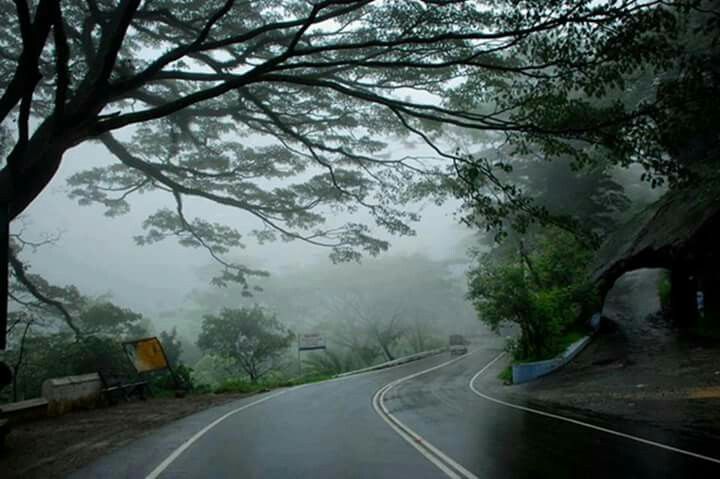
(196, 306, 293, 383)
(159, 328, 183, 367)
(406, 318, 444, 354)
(452, 2, 719, 238)
(303, 349, 353, 376)
(330, 296, 406, 362)
(184, 254, 474, 367)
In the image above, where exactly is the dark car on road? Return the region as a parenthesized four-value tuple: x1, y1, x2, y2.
(449, 334, 468, 356)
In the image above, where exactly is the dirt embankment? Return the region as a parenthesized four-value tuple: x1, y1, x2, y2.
(504, 269, 720, 440)
(0, 393, 250, 479)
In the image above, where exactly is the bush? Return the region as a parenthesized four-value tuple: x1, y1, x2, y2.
(214, 379, 264, 394)
(468, 228, 597, 361)
(213, 373, 336, 395)
(498, 366, 513, 383)
(147, 364, 197, 395)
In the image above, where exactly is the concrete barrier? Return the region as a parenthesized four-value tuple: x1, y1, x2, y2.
(0, 397, 49, 422)
(512, 336, 593, 384)
(42, 373, 103, 416)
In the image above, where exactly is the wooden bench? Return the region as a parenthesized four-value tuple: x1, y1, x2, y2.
(98, 370, 150, 405)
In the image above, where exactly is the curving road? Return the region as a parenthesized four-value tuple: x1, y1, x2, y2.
(72, 337, 719, 478)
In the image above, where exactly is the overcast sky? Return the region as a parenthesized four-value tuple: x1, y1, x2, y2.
(19, 137, 474, 316)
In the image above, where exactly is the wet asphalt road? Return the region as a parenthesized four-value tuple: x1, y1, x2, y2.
(72, 337, 719, 478)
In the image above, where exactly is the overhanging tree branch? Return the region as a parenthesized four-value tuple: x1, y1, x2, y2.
(8, 249, 82, 338)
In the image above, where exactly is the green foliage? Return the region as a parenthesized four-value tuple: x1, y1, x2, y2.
(190, 354, 241, 389)
(197, 307, 293, 383)
(213, 372, 335, 395)
(185, 254, 471, 373)
(497, 366, 513, 384)
(3, 254, 154, 402)
(3, 334, 136, 402)
(6, 0, 711, 296)
(147, 364, 197, 395)
(159, 328, 183, 367)
(467, 228, 597, 360)
(452, 4, 720, 239)
(303, 350, 355, 376)
(658, 272, 672, 310)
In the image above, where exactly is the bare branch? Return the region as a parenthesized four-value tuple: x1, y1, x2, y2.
(8, 248, 82, 338)
(50, 0, 71, 120)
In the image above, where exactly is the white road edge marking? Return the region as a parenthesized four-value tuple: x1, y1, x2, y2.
(145, 390, 289, 479)
(469, 352, 720, 466)
(144, 351, 448, 479)
(372, 352, 481, 479)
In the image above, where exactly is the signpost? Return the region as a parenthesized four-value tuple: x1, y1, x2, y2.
(297, 333, 326, 376)
(123, 337, 171, 373)
(122, 336, 187, 393)
(298, 333, 326, 351)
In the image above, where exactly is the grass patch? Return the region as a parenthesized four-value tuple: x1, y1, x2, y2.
(497, 366, 513, 383)
(214, 373, 337, 395)
(512, 327, 589, 364)
(557, 329, 586, 350)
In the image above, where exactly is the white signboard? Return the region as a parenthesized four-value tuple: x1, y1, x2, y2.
(298, 333, 326, 351)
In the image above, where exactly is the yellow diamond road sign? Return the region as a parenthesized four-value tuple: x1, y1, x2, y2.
(124, 337, 170, 373)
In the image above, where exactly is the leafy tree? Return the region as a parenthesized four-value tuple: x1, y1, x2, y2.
(452, 2, 719, 239)
(0, 0, 690, 291)
(159, 327, 183, 367)
(467, 228, 597, 360)
(2, 233, 151, 401)
(196, 306, 293, 383)
(184, 254, 475, 369)
(191, 353, 240, 389)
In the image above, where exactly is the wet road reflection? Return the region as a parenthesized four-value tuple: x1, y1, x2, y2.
(387, 350, 720, 478)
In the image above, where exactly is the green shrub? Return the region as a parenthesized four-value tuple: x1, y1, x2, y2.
(214, 379, 264, 394)
(468, 227, 596, 361)
(214, 372, 337, 395)
(498, 366, 513, 383)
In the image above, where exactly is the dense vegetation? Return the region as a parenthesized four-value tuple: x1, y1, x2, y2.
(468, 229, 597, 360)
(2, 249, 473, 401)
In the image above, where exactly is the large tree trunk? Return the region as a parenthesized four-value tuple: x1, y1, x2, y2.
(2, 119, 70, 221)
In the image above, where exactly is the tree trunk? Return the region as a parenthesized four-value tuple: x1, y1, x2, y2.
(379, 341, 394, 362)
(3, 127, 69, 221)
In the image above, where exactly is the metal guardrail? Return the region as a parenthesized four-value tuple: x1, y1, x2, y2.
(511, 335, 594, 384)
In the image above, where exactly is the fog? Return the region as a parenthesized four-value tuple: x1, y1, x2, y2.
(20, 139, 475, 318)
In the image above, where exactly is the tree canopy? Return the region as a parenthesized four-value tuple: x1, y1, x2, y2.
(1, 1, 694, 281)
(196, 306, 293, 383)
(2, 0, 715, 352)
